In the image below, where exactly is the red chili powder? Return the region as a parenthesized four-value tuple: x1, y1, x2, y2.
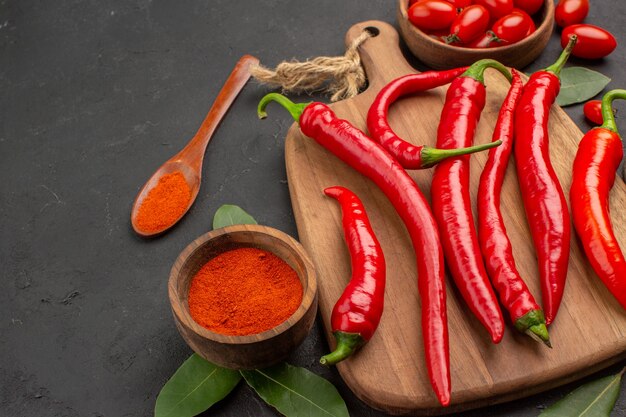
(135, 171, 191, 233)
(188, 247, 303, 336)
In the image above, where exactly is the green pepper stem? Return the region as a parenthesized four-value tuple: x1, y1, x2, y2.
(545, 35, 577, 76)
(600, 89, 626, 133)
(462, 59, 512, 84)
(420, 140, 502, 168)
(320, 331, 365, 366)
(515, 309, 551, 348)
(257, 93, 310, 122)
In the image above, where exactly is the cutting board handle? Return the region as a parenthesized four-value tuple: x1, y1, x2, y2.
(345, 20, 417, 94)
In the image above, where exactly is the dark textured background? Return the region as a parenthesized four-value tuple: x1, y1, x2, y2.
(1, 1, 625, 416)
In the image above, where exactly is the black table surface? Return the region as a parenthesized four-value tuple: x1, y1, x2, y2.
(2, 1, 626, 416)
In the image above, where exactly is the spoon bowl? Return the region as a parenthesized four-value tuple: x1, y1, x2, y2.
(131, 160, 201, 238)
(131, 55, 259, 237)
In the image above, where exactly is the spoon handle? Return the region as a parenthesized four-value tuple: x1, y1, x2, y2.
(178, 55, 259, 169)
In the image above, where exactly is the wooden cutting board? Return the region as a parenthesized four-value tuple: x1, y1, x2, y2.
(284, 20, 626, 415)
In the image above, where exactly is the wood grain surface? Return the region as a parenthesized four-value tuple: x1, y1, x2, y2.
(284, 20, 626, 415)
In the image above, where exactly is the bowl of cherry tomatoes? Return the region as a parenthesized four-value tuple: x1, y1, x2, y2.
(397, 0, 555, 69)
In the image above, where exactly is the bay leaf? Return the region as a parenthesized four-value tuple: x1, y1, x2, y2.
(241, 363, 349, 417)
(557, 67, 611, 107)
(212, 204, 258, 229)
(539, 368, 625, 417)
(154, 354, 241, 417)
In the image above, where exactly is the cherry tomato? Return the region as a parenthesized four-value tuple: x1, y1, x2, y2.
(474, 0, 514, 21)
(555, 0, 589, 28)
(408, 0, 458, 31)
(511, 9, 535, 35)
(525, 17, 536, 35)
(467, 30, 503, 47)
(512, 0, 543, 16)
(445, 0, 473, 7)
(492, 12, 531, 43)
(583, 100, 604, 125)
(447, 5, 491, 44)
(409, 0, 420, 7)
(561, 24, 617, 59)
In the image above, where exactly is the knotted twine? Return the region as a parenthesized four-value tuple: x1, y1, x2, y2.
(250, 30, 372, 102)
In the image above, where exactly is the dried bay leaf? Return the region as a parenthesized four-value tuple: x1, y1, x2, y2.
(539, 368, 625, 417)
(557, 67, 611, 107)
(241, 363, 349, 417)
(154, 354, 241, 417)
(213, 204, 257, 229)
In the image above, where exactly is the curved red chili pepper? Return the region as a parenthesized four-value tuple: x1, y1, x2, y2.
(431, 59, 509, 344)
(477, 70, 551, 347)
(367, 67, 503, 169)
(258, 93, 451, 406)
(514, 36, 577, 325)
(571, 89, 626, 310)
(320, 186, 386, 365)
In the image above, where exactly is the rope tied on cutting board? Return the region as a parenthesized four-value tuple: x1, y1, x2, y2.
(250, 30, 372, 102)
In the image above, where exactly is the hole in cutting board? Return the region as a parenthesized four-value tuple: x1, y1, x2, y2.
(364, 26, 380, 37)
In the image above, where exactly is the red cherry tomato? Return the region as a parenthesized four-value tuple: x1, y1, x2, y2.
(409, 0, 420, 6)
(445, 0, 474, 7)
(561, 24, 617, 59)
(408, 0, 458, 31)
(467, 30, 503, 47)
(474, 0, 514, 21)
(525, 17, 536, 35)
(511, 9, 535, 35)
(447, 5, 491, 44)
(555, 0, 589, 28)
(492, 12, 531, 43)
(583, 100, 604, 125)
(512, 0, 543, 16)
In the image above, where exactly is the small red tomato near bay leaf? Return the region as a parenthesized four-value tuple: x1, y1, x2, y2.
(512, 0, 543, 16)
(583, 100, 603, 125)
(408, 0, 458, 31)
(474, 0, 514, 21)
(446, 5, 491, 44)
(555, 0, 589, 27)
(561, 24, 617, 59)
(492, 12, 531, 43)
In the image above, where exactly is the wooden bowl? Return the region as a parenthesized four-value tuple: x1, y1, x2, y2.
(397, 0, 555, 69)
(168, 224, 318, 370)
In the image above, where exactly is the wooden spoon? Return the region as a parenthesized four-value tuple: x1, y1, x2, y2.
(131, 54, 259, 237)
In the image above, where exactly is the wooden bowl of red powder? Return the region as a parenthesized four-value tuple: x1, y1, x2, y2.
(168, 224, 318, 370)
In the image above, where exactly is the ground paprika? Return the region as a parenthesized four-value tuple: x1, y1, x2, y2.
(135, 171, 191, 233)
(188, 247, 303, 336)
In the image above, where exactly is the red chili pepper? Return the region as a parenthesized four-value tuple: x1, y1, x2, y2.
(431, 59, 510, 344)
(319, 186, 386, 365)
(258, 93, 451, 406)
(367, 67, 503, 169)
(571, 89, 626, 310)
(477, 70, 551, 347)
(514, 36, 577, 325)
